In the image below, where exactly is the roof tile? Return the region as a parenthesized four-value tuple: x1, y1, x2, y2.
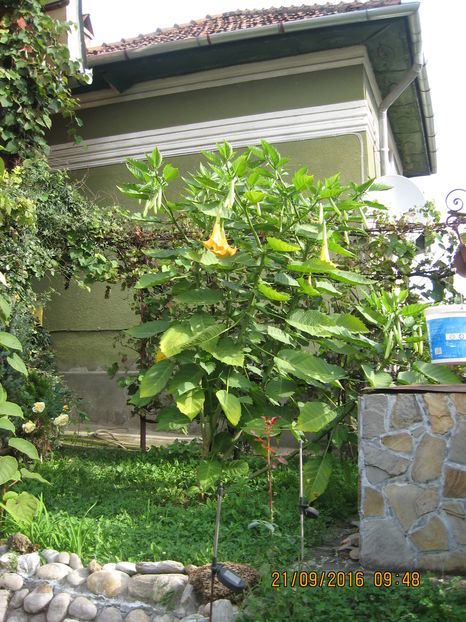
(87, 1, 401, 57)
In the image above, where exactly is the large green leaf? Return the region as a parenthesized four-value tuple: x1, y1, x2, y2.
(216, 390, 242, 426)
(266, 326, 294, 345)
(174, 288, 223, 305)
(139, 360, 175, 398)
(413, 361, 462, 384)
(198, 460, 222, 490)
(265, 377, 297, 403)
(3, 491, 40, 525)
(0, 331, 22, 351)
(0, 401, 23, 418)
(134, 270, 174, 289)
(362, 365, 394, 388)
(0, 383, 6, 404)
(160, 324, 192, 358)
(266, 237, 300, 252)
(315, 280, 341, 296)
(274, 349, 345, 384)
(288, 259, 337, 274)
(397, 370, 426, 385)
(0, 417, 15, 433)
(125, 320, 170, 339)
(257, 283, 290, 302)
(327, 269, 372, 285)
(7, 352, 28, 376)
(286, 310, 340, 338)
(220, 371, 251, 391)
(334, 314, 369, 334)
(168, 365, 203, 395)
(222, 459, 249, 479)
(303, 454, 333, 501)
(8, 438, 39, 461)
(0, 456, 18, 486)
(297, 402, 337, 433)
(20, 468, 50, 485)
(176, 388, 205, 420)
(211, 338, 244, 367)
(155, 405, 189, 432)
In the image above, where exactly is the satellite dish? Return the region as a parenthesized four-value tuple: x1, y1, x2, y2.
(367, 175, 426, 217)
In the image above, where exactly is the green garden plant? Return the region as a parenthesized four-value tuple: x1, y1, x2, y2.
(116, 141, 461, 500)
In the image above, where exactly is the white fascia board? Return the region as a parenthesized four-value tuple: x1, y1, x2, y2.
(77, 46, 371, 109)
(49, 100, 378, 171)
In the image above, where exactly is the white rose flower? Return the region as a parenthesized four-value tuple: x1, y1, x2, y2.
(32, 401, 45, 413)
(53, 413, 69, 427)
(22, 420, 36, 434)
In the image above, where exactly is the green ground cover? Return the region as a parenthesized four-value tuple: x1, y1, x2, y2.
(6, 442, 464, 622)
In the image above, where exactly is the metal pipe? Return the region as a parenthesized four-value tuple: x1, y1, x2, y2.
(299, 440, 304, 565)
(88, 3, 421, 67)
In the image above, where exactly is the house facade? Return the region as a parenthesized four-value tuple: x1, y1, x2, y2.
(45, 0, 436, 426)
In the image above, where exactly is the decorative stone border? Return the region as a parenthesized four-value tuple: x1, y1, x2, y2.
(359, 391, 466, 573)
(0, 545, 240, 622)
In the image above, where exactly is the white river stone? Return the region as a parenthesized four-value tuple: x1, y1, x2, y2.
(23, 584, 54, 614)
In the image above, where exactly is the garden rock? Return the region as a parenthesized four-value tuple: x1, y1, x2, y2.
(30, 614, 47, 622)
(88, 560, 102, 574)
(87, 570, 130, 598)
(68, 596, 97, 620)
(17, 552, 41, 577)
(66, 567, 89, 587)
(125, 609, 150, 622)
(47, 592, 71, 622)
(7, 533, 33, 554)
(96, 606, 122, 622)
(0, 571, 23, 590)
(128, 575, 160, 600)
(136, 561, 184, 574)
(7, 612, 29, 622)
(36, 563, 72, 581)
(57, 552, 71, 565)
(102, 563, 117, 572)
(0, 589, 9, 622)
(0, 552, 16, 568)
(9, 588, 29, 608)
(69, 553, 83, 570)
(41, 550, 60, 564)
(178, 583, 199, 616)
(152, 574, 188, 604)
(23, 584, 54, 614)
(211, 599, 234, 622)
(115, 562, 137, 576)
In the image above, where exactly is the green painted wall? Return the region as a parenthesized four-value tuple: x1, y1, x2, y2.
(46, 133, 366, 373)
(51, 66, 364, 143)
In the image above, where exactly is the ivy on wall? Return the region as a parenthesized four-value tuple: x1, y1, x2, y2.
(0, 0, 86, 163)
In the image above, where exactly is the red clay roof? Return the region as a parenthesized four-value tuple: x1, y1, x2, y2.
(87, 1, 401, 58)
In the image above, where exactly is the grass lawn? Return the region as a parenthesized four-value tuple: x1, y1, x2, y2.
(5, 441, 465, 621)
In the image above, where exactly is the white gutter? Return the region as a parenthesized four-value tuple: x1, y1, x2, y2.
(88, 3, 421, 67)
(378, 7, 436, 175)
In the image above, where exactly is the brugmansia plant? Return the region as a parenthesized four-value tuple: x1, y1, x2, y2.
(118, 141, 459, 500)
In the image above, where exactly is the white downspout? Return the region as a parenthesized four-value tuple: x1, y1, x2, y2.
(378, 10, 424, 176)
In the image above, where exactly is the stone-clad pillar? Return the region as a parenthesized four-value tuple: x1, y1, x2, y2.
(358, 391, 466, 573)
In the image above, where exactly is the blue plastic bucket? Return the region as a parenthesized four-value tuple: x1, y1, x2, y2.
(424, 305, 466, 364)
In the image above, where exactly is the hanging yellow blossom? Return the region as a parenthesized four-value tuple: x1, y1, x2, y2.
(202, 221, 237, 258)
(319, 221, 335, 266)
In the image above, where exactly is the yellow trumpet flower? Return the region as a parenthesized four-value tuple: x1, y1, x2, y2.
(319, 221, 334, 266)
(202, 221, 237, 258)
(156, 351, 167, 363)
